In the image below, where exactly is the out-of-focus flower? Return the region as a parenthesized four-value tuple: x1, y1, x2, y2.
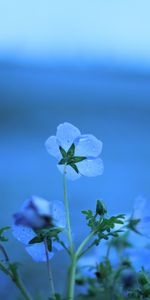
(132, 196, 150, 238)
(45, 122, 103, 180)
(13, 196, 66, 262)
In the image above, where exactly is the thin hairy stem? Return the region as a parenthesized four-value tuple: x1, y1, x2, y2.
(44, 238, 56, 300)
(0, 243, 32, 300)
(63, 168, 73, 255)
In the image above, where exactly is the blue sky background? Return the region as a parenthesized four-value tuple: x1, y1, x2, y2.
(0, 0, 150, 68)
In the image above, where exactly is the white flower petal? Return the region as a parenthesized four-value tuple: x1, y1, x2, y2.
(133, 196, 149, 219)
(25, 242, 54, 262)
(31, 196, 51, 217)
(56, 122, 81, 151)
(45, 135, 61, 160)
(75, 134, 103, 157)
(57, 164, 81, 180)
(133, 196, 150, 237)
(12, 225, 36, 245)
(53, 241, 63, 251)
(77, 158, 104, 177)
(52, 201, 66, 228)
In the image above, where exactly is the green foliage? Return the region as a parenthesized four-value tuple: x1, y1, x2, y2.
(127, 218, 141, 234)
(28, 227, 64, 252)
(128, 268, 150, 299)
(82, 201, 125, 246)
(76, 255, 150, 300)
(96, 200, 107, 216)
(108, 232, 132, 252)
(0, 226, 10, 242)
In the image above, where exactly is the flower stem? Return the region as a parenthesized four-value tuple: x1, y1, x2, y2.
(67, 232, 95, 300)
(75, 231, 95, 259)
(44, 238, 56, 300)
(67, 255, 77, 300)
(63, 170, 73, 255)
(15, 277, 32, 300)
(0, 244, 32, 300)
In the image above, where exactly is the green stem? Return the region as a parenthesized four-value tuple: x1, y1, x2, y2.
(44, 238, 56, 300)
(63, 169, 73, 255)
(62, 169, 95, 299)
(75, 231, 95, 259)
(15, 277, 32, 300)
(67, 255, 77, 300)
(67, 232, 95, 300)
(106, 242, 112, 259)
(0, 245, 32, 300)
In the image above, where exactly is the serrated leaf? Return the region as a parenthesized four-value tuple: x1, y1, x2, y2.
(110, 232, 119, 237)
(116, 214, 126, 219)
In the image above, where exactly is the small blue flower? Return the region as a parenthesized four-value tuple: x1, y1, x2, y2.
(45, 122, 104, 180)
(13, 196, 66, 262)
(133, 195, 150, 238)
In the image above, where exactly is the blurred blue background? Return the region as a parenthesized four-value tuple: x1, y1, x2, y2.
(0, 1, 150, 299)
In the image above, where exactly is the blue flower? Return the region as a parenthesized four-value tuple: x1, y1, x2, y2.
(133, 195, 150, 238)
(45, 122, 104, 180)
(13, 196, 66, 262)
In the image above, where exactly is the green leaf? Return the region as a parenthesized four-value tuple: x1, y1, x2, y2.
(67, 143, 75, 157)
(58, 158, 67, 165)
(69, 163, 79, 174)
(29, 236, 43, 244)
(0, 227, 10, 234)
(47, 228, 63, 238)
(0, 226, 10, 242)
(127, 218, 141, 234)
(72, 156, 86, 163)
(47, 239, 52, 252)
(82, 210, 93, 219)
(0, 262, 9, 275)
(96, 200, 107, 216)
(59, 146, 67, 158)
(8, 262, 19, 279)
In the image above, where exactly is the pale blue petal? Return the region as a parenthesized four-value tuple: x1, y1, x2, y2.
(75, 134, 103, 157)
(133, 196, 150, 237)
(58, 232, 69, 248)
(57, 164, 81, 180)
(56, 122, 81, 151)
(134, 196, 150, 220)
(31, 196, 51, 217)
(45, 135, 61, 160)
(77, 158, 104, 177)
(12, 225, 36, 245)
(21, 198, 31, 210)
(53, 241, 63, 251)
(25, 242, 54, 262)
(133, 196, 147, 219)
(136, 216, 150, 238)
(52, 201, 66, 228)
